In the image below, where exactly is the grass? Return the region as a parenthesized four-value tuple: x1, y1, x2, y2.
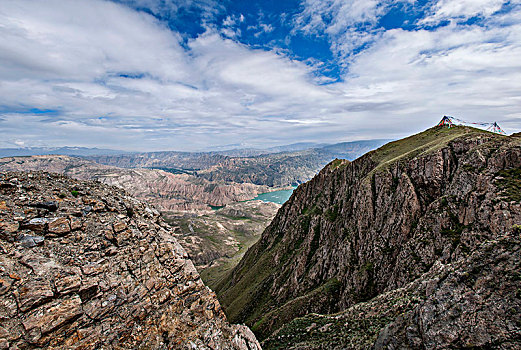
(302, 205, 322, 216)
(251, 278, 342, 340)
(200, 230, 260, 289)
(325, 205, 339, 222)
(495, 168, 521, 202)
(263, 290, 424, 350)
(366, 126, 497, 176)
(214, 248, 277, 324)
(264, 311, 393, 350)
(330, 158, 349, 171)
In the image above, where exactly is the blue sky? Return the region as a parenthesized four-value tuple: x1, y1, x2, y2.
(1, 0, 520, 151)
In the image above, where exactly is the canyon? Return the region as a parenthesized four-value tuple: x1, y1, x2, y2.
(2, 128, 520, 348)
(0, 155, 276, 211)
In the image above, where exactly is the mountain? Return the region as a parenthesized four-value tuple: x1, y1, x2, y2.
(87, 140, 389, 187)
(0, 155, 275, 211)
(264, 142, 330, 153)
(88, 152, 227, 171)
(213, 126, 521, 348)
(196, 141, 388, 187)
(0, 147, 128, 157)
(207, 143, 328, 157)
(0, 171, 260, 349)
(0, 155, 283, 279)
(265, 230, 521, 349)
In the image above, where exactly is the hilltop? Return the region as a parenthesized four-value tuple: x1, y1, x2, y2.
(214, 126, 521, 348)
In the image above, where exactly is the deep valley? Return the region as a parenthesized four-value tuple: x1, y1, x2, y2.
(1, 128, 520, 349)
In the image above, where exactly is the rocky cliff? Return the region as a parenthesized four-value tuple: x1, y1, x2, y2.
(214, 126, 521, 348)
(0, 171, 260, 349)
(264, 229, 521, 349)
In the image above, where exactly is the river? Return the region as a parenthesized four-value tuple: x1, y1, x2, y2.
(251, 186, 297, 205)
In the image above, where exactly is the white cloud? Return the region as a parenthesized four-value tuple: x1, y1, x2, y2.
(422, 0, 508, 24)
(0, 0, 520, 151)
(339, 15, 521, 130)
(295, 0, 383, 36)
(292, 0, 399, 63)
(0, 0, 351, 150)
(291, 0, 521, 134)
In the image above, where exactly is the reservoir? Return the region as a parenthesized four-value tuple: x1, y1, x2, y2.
(251, 187, 297, 205)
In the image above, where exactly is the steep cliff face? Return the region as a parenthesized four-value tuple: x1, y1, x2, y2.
(264, 229, 521, 349)
(0, 172, 260, 349)
(215, 126, 521, 345)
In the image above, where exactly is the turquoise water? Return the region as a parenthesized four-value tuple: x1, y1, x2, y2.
(210, 205, 226, 211)
(252, 187, 297, 205)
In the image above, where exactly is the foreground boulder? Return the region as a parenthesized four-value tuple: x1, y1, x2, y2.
(0, 171, 260, 349)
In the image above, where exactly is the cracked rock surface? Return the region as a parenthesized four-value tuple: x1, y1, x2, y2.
(0, 171, 260, 349)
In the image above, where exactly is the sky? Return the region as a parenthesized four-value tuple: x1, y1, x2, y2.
(1, 0, 520, 151)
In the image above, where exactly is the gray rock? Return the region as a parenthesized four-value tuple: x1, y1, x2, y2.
(29, 201, 58, 212)
(217, 126, 521, 346)
(17, 234, 45, 248)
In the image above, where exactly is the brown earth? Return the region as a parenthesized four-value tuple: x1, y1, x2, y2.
(0, 155, 277, 211)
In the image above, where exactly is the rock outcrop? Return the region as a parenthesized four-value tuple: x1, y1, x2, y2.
(0, 171, 260, 349)
(215, 126, 521, 347)
(264, 229, 521, 349)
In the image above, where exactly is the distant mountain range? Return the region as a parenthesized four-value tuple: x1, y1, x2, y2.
(0, 146, 128, 157)
(0, 140, 386, 160)
(0, 140, 389, 188)
(86, 139, 390, 187)
(211, 142, 331, 157)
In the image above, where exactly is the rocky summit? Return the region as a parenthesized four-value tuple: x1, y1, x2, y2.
(215, 126, 521, 348)
(0, 171, 260, 349)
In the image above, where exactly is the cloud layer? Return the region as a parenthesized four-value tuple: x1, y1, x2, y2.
(1, 0, 520, 150)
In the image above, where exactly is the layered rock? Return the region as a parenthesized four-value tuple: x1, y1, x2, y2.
(215, 126, 521, 347)
(0, 155, 275, 211)
(0, 171, 260, 349)
(88, 141, 387, 187)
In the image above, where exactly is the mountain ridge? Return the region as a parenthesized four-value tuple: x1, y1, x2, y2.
(86, 140, 388, 187)
(214, 125, 521, 348)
